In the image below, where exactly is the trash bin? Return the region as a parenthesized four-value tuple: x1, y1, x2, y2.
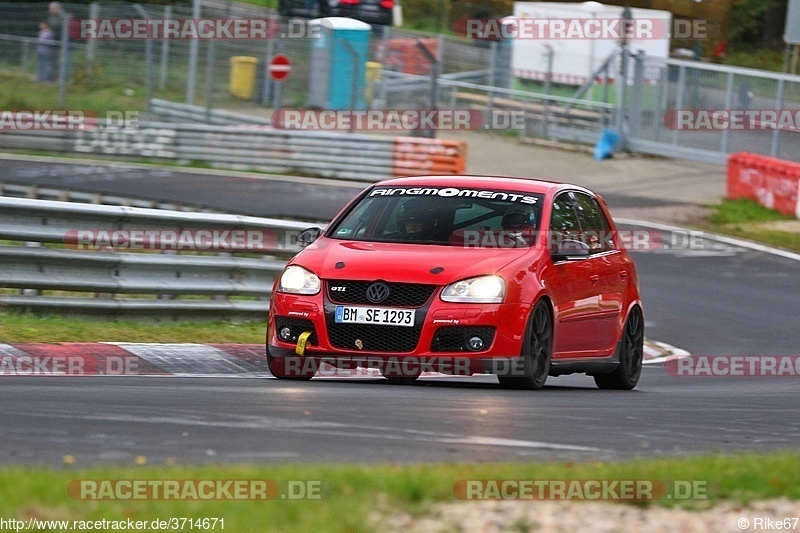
(230, 56, 258, 100)
(365, 61, 381, 107)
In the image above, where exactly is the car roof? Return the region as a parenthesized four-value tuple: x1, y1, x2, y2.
(375, 175, 595, 197)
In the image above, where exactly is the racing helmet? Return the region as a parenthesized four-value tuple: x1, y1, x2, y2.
(502, 206, 535, 231)
(397, 199, 437, 239)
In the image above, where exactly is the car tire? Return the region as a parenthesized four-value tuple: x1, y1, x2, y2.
(266, 346, 316, 380)
(498, 300, 552, 390)
(594, 306, 643, 390)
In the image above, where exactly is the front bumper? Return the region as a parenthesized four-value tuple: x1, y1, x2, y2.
(267, 290, 530, 369)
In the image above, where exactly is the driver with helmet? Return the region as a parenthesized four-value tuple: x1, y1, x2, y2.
(396, 199, 438, 241)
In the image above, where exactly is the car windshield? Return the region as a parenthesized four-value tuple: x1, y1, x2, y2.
(328, 186, 544, 247)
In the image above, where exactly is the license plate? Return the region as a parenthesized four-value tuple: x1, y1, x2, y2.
(334, 306, 415, 327)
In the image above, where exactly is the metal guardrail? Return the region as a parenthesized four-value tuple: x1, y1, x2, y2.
(0, 197, 317, 319)
(0, 182, 215, 211)
(149, 99, 272, 126)
(0, 118, 467, 181)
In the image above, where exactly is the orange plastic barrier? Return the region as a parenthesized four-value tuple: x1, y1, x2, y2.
(392, 137, 467, 176)
(727, 152, 800, 218)
(381, 38, 439, 76)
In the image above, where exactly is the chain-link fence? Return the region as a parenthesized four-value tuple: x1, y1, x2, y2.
(3, 2, 800, 164)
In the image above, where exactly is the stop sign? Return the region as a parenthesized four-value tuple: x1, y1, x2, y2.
(269, 54, 291, 82)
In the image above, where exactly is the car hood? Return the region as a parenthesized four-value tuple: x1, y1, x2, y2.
(291, 238, 533, 285)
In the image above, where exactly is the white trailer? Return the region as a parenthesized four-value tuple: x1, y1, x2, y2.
(510, 1, 671, 85)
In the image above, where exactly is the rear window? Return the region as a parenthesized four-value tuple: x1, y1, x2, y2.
(328, 186, 544, 247)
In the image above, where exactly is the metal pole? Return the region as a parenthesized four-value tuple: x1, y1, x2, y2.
(263, 38, 274, 105)
(628, 51, 644, 141)
(159, 5, 171, 90)
(671, 65, 686, 146)
(543, 45, 553, 138)
(134, 5, 154, 109)
(615, 48, 629, 150)
(792, 44, 800, 75)
(720, 71, 734, 153)
(342, 40, 361, 132)
(87, 3, 98, 77)
(57, 12, 69, 107)
(771, 79, 785, 157)
(186, 0, 201, 104)
(487, 41, 497, 122)
(415, 39, 439, 139)
(205, 40, 216, 123)
(272, 37, 284, 109)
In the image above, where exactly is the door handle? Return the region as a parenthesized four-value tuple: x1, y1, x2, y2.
(619, 269, 628, 280)
(589, 274, 599, 283)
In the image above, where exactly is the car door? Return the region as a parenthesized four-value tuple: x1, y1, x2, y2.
(547, 191, 600, 357)
(573, 192, 625, 354)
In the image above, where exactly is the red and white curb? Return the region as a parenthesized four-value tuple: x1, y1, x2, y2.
(643, 340, 691, 365)
(0, 340, 687, 377)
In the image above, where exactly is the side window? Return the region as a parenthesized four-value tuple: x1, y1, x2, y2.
(550, 193, 580, 243)
(574, 193, 615, 253)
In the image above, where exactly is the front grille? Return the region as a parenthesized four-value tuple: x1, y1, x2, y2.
(275, 316, 318, 345)
(326, 280, 436, 308)
(431, 326, 496, 352)
(326, 320, 421, 353)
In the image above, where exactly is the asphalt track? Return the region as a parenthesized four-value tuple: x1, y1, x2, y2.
(1, 157, 799, 465)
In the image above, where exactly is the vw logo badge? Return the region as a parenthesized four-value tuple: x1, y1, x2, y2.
(366, 282, 391, 304)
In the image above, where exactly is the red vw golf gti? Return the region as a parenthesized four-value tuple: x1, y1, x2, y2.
(267, 176, 644, 390)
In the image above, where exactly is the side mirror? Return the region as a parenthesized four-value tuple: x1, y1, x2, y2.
(551, 238, 590, 261)
(296, 227, 322, 248)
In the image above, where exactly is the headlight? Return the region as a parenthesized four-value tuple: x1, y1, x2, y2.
(441, 275, 505, 303)
(278, 265, 320, 295)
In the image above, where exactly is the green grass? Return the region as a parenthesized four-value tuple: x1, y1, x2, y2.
(709, 198, 793, 225)
(0, 453, 798, 532)
(703, 199, 800, 252)
(0, 311, 266, 343)
(723, 48, 786, 73)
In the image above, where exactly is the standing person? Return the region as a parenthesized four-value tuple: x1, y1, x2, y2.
(36, 21, 56, 82)
(47, 2, 71, 82)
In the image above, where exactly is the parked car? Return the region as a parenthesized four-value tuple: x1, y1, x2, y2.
(277, 0, 393, 26)
(267, 175, 644, 390)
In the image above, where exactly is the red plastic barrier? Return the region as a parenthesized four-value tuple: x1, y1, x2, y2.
(727, 152, 800, 218)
